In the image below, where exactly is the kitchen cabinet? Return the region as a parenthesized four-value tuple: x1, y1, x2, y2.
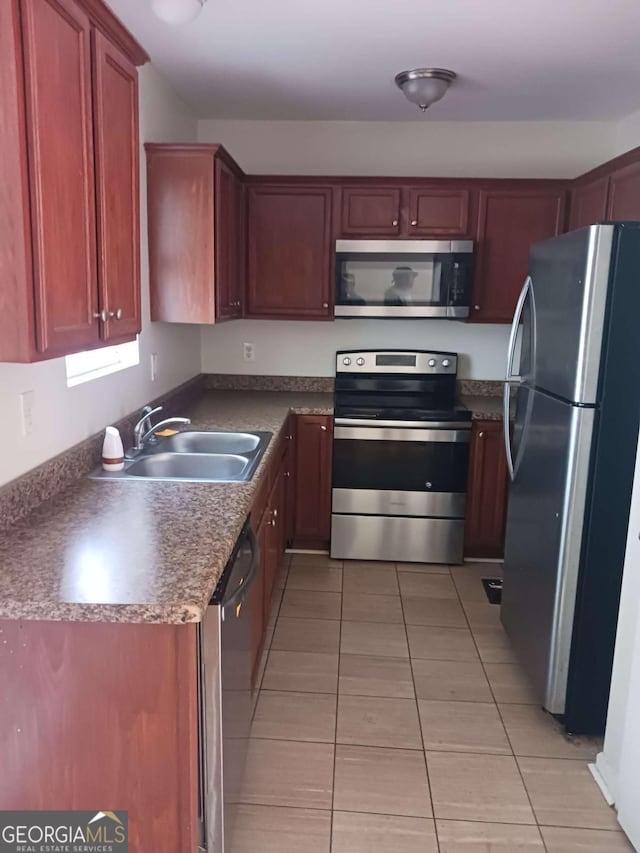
(338, 183, 472, 238)
(246, 184, 334, 318)
(0, 0, 146, 362)
(293, 415, 333, 549)
(340, 186, 403, 236)
(471, 185, 567, 324)
(568, 175, 610, 230)
(145, 144, 244, 324)
(607, 161, 640, 220)
(464, 419, 509, 559)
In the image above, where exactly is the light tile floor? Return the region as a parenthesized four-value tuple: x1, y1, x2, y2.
(232, 555, 633, 853)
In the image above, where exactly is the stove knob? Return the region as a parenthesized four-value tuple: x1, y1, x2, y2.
(356, 357, 365, 366)
(342, 357, 352, 366)
(428, 358, 437, 368)
(442, 358, 451, 368)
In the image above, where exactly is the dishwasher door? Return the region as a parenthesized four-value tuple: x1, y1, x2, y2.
(199, 521, 259, 852)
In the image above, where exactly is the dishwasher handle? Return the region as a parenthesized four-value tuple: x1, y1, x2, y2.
(221, 527, 259, 617)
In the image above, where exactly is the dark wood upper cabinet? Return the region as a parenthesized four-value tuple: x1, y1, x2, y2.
(22, 0, 99, 357)
(406, 186, 471, 236)
(146, 144, 244, 324)
(471, 185, 566, 324)
(568, 175, 610, 231)
(464, 419, 509, 559)
(607, 161, 640, 220)
(0, 0, 146, 363)
(340, 186, 402, 236)
(293, 415, 333, 549)
(92, 29, 140, 342)
(247, 185, 333, 318)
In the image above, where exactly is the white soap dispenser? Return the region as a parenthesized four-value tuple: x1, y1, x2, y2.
(102, 426, 125, 472)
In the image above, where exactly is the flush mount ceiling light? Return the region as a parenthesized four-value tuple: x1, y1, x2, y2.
(151, 0, 207, 25)
(394, 68, 457, 112)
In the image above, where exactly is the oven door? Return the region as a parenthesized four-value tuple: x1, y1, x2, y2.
(331, 421, 470, 563)
(334, 240, 472, 319)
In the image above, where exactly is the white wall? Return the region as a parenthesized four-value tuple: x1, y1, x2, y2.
(0, 66, 201, 488)
(615, 109, 640, 157)
(594, 436, 640, 803)
(198, 119, 614, 178)
(201, 319, 511, 379)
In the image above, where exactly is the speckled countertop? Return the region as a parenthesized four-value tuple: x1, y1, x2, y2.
(0, 392, 332, 625)
(460, 394, 509, 421)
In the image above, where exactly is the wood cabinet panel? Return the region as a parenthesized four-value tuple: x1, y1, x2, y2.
(293, 415, 333, 549)
(252, 518, 267, 680)
(340, 186, 402, 236)
(0, 620, 199, 851)
(22, 0, 99, 356)
(406, 187, 471, 236)
(607, 161, 640, 220)
(464, 420, 509, 559)
(92, 29, 140, 341)
(214, 157, 237, 321)
(247, 185, 333, 318)
(568, 176, 610, 230)
(472, 186, 566, 324)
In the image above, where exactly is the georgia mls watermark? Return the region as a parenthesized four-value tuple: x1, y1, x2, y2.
(0, 811, 128, 853)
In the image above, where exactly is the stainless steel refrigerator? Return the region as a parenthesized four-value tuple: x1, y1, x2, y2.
(501, 222, 640, 735)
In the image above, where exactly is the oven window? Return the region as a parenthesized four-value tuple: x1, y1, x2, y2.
(333, 436, 469, 494)
(337, 256, 447, 307)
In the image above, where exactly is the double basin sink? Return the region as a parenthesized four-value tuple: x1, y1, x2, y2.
(90, 430, 272, 483)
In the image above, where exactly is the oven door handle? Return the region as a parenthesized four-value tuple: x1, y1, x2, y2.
(334, 426, 471, 443)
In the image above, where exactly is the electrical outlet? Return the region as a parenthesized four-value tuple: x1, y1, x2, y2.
(150, 353, 158, 382)
(19, 390, 34, 436)
(243, 342, 255, 362)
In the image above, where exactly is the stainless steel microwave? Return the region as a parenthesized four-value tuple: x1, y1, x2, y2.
(335, 240, 473, 319)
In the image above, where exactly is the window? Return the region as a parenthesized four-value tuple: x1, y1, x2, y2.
(65, 339, 140, 387)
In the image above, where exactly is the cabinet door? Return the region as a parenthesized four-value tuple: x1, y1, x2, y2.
(340, 186, 402, 236)
(214, 158, 237, 321)
(284, 419, 296, 549)
(92, 30, 140, 343)
(21, 0, 99, 356)
(293, 415, 333, 549)
(568, 176, 610, 230)
(464, 420, 509, 559)
(607, 161, 640, 220)
(472, 187, 566, 324)
(251, 517, 267, 681)
(247, 185, 333, 318)
(406, 187, 470, 236)
(232, 178, 246, 316)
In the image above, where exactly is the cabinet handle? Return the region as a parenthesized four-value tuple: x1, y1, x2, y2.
(93, 310, 108, 322)
(392, 219, 399, 227)
(273, 508, 278, 519)
(411, 219, 418, 226)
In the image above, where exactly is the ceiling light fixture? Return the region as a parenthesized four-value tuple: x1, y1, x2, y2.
(150, 0, 207, 25)
(394, 68, 457, 112)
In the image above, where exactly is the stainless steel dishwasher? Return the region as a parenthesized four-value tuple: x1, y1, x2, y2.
(198, 518, 259, 852)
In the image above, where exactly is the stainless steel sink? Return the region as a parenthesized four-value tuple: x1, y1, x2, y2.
(126, 452, 251, 482)
(157, 430, 262, 455)
(89, 429, 272, 483)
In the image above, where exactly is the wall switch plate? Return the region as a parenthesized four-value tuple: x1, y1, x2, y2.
(150, 353, 158, 382)
(19, 390, 34, 436)
(243, 342, 255, 362)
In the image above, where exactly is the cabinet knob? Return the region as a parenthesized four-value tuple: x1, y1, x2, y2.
(93, 310, 108, 322)
(392, 219, 399, 226)
(320, 425, 327, 431)
(322, 302, 329, 309)
(108, 308, 123, 320)
(474, 305, 481, 311)
(479, 431, 485, 438)
(411, 219, 418, 226)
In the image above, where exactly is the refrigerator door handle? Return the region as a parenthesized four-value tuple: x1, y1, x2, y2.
(504, 276, 532, 480)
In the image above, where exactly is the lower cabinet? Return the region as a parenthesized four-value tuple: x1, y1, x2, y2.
(292, 415, 333, 549)
(464, 420, 509, 559)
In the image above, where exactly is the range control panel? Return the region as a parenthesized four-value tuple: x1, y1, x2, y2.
(336, 350, 458, 375)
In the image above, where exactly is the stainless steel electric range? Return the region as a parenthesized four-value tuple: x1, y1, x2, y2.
(330, 350, 471, 564)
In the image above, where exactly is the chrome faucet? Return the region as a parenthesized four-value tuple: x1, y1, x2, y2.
(130, 405, 191, 454)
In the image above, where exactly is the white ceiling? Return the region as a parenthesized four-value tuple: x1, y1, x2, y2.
(107, 0, 640, 122)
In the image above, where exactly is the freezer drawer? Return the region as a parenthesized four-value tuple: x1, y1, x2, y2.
(501, 387, 595, 714)
(331, 513, 464, 563)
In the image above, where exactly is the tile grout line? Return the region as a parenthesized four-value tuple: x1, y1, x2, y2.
(329, 561, 345, 852)
(398, 561, 442, 853)
(451, 563, 549, 852)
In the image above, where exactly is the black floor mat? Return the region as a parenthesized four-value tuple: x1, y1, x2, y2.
(482, 577, 503, 605)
